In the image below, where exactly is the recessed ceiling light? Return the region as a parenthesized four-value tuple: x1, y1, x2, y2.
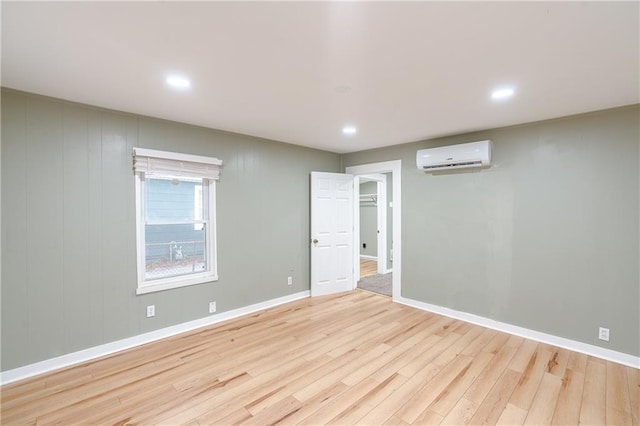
(342, 126, 357, 135)
(166, 75, 191, 89)
(491, 87, 515, 100)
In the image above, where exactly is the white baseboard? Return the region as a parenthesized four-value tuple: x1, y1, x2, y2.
(396, 296, 640, 369)
(359, 255, 377, 260)
(0, 291, 310, 385)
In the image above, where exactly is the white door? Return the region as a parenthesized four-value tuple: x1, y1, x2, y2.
(311, 172, 354, 296)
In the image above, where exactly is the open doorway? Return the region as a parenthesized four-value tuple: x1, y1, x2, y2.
(346, 160, 401, 301)
(357, 174, 392, 296)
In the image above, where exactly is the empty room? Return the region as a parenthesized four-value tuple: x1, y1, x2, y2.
(1, 2, 638, 425)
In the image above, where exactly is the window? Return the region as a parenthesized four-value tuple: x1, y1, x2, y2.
(133, 148, 222, 294)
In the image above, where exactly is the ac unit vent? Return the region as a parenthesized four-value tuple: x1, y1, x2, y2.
(422, 160, 483, 170)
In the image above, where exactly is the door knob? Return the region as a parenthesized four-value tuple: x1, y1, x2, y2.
(312, 239, 319, 244)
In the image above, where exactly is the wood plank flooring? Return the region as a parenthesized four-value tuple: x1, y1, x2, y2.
(1, 291, 638, 425)
(360, 258, 378, 278)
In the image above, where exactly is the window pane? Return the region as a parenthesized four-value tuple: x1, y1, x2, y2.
(144, 223, 207, 280)
(145, 176, 204, 223)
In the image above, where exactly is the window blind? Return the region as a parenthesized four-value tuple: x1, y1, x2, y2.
(133, 147, 222, 180)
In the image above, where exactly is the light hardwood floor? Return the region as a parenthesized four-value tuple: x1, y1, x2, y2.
(1, 291, 638, 425)
(360, 258, 378, 278)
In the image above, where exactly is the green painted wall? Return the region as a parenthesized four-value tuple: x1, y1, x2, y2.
(1, 89, 340, 371)
(343, 106, 640, 357)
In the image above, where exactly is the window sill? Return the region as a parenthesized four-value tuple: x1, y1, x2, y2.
(136, 274, 218, 295)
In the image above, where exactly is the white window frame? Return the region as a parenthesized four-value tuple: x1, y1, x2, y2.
(194, 184, 204, 231)
(133, 148, 221, 295)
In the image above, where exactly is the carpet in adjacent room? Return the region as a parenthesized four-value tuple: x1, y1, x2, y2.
(357, 273, 392, 296)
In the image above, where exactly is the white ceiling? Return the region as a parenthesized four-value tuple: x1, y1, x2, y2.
(2, 2, 638, 154)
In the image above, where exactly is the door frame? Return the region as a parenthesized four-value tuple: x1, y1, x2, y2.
(346, 160, 401, 301)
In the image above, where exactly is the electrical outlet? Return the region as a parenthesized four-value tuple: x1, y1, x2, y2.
(599, 327, 610, 342)
(209, 301, 216, 313)
(146, 305, 155, 318)
(287, 276, 293, 286)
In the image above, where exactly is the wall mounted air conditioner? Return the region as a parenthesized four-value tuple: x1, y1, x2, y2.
(416, 140, 492, 172)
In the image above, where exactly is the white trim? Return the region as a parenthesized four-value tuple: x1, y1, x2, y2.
(396, 296, 640, 369)
(346, 160, 402, 302)
(359, 255, 378, 261)
(133, 147, 222, 166)
(359, 173, 386, 182)
(135, 273, 218, 295)
(0, 291, 310, 385)
(353, 176, 361, 282)
(135, 174, 145, 288)
(376, 178, 387, 275)
(209, 180, 218, 283)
